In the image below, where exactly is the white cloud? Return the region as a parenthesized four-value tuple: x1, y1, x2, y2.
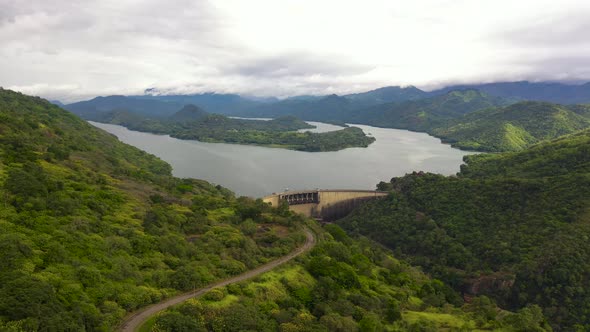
(1, 0, 589, 101)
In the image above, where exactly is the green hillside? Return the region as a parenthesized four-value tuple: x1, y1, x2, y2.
(168, 104, 209, 122)
(0, 89, 308, 330)
(432, 101, 590, 151)
(257, 90, 590, 153)
(339, 129, 590, 330)
(235, 86, 429, 120)
(344, 85, 429, 105)
(148, 224, 549, 331)
(352, 89, 507, 131)
(0, 89, 549, 331)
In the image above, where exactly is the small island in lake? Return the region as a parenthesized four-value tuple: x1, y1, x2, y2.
(72, 104, 375, 152)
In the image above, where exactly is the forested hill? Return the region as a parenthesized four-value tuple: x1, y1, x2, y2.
(148, 222, 551, 331)
(343, 85, 429, 104)
(66, 92, 274, 117)
(65, 95, 181, 117)
(339, 129, 590, 330)
(352, 95, 590, 152)
(238, 94, 358, 121)
(62, 82, 590, 118)
(0, 89, 309, 330)
(348, 89, 508, 130)
(63, 85, 590, 153)
(135, 91, 267, 115)
(72, 105, 376, 152)
(432, 101, 590, 151)
(225, 86, 431, 120)
(169, 104, 209, 122)
(0, 89, 551, 331)
(433, 81, 590, 104)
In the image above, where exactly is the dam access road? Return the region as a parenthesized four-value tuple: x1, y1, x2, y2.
(117, 227, 316, 332)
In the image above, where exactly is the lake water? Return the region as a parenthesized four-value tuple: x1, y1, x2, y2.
(90, 121, 474, 197)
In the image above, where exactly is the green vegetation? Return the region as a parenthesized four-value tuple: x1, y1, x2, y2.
(2, 88, 572, 331)
(243, 89, 506, 133)
(239, 88, 590, 153)
(352, 95, 590, 152)
(349, 93, 590, 152)
(73, 106, 375, 152)
(339, 129, 590, 330)
(244, 87, 430, 121)
(432, 101, 590, 151)
(147, 223, 548, 331)
(351, 89, 508, 131)
(64, 85, 590, 153)
(0, 89, 308, 331)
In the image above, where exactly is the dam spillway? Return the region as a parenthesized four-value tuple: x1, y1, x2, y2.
(263, 189, 388, 221)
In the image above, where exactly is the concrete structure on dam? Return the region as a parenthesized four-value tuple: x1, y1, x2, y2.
(263, 189, 388, 221)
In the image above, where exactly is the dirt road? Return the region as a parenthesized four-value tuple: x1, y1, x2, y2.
(118, 227, 316, 331)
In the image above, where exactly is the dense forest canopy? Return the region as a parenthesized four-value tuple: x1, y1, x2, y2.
(0, 89, 308, 330)
(147, 223, 551, 331)
(0, 88, 556, 331)
(339, 129, 590, 330)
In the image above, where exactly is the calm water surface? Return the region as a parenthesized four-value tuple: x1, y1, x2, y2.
(91, 121, 474, 197)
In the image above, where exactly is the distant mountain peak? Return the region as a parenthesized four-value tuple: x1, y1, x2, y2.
(169, 104, 209, 122)
(445, 88, 488, 99)
(433, 81, 590, 104)
(344, 85, 429, 104)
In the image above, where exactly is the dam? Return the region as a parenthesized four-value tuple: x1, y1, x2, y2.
(263, 189, 388, 221)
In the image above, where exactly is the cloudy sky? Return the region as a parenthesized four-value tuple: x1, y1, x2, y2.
(2, 0, 590, 101)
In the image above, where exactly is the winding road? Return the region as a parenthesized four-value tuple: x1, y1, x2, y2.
(117, 227, 316, 332)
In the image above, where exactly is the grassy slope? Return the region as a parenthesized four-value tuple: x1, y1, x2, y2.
(432, 102, 590, 151)
(0, 89, 308, 331)
(339, 129, 590, 330)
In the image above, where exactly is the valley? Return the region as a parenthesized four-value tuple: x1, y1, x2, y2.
(4, 2, 590, 330)
(2, 87, 567, 331)
(73, 82, 590, 331)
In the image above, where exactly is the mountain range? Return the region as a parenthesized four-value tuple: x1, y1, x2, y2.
(61, 81, 590, 131)
(63, 82, 590, 153)
(2, 88, 551, 331)
(61, 81, 590, 119)
(435, 81, 590, 104)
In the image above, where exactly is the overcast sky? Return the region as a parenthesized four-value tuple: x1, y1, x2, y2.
(2, 0, 590, 102)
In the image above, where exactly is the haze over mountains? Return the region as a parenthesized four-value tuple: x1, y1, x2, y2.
(63, 81, 590, 119)
(63, 80, 590, 153)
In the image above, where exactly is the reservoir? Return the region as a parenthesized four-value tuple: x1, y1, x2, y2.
(91, 121, 474, 197)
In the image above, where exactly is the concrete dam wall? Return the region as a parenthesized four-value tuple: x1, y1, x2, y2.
(263, 190, 388, 221)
